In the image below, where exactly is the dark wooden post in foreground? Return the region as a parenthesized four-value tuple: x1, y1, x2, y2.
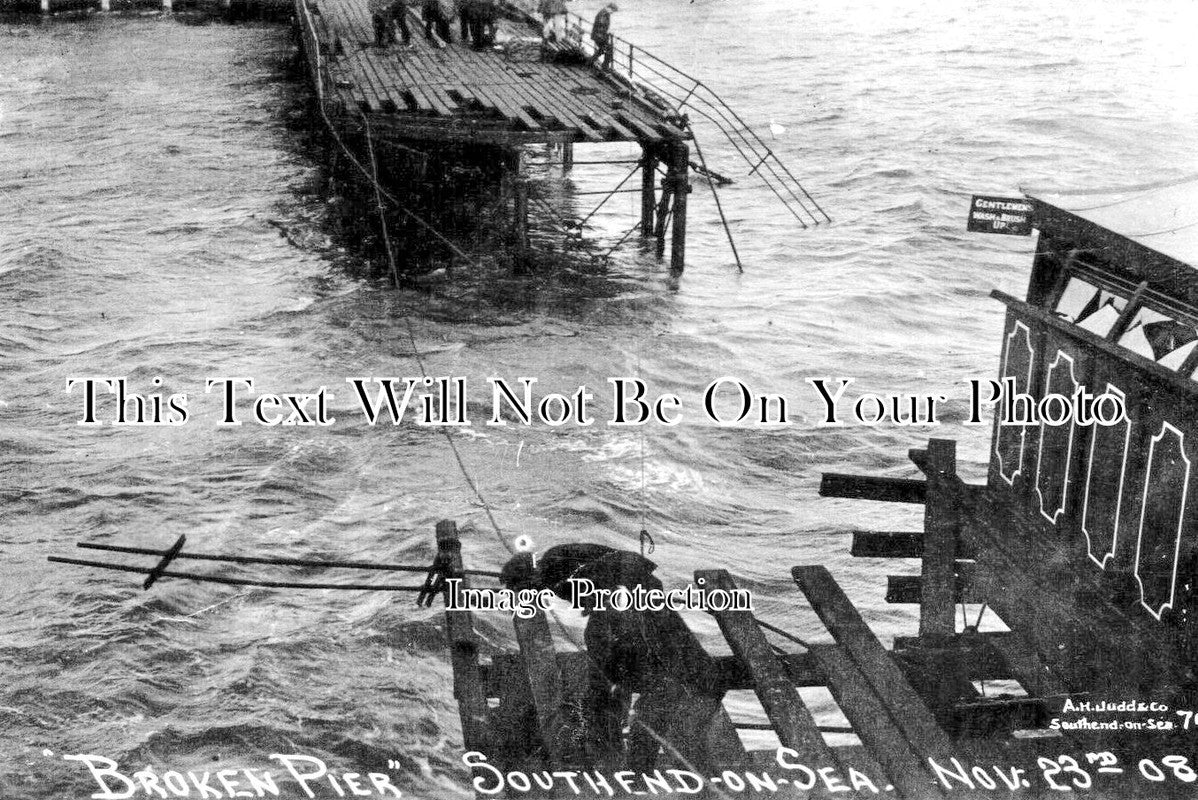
(669, 141, 689, 272)
(511, 596, 572, 761)
(912, 440, 968, 718)
(917, 439, 959, 641)
(435, 521, 491, 754)
(561, 141, 574, 172)
(640, 144, 657, 236)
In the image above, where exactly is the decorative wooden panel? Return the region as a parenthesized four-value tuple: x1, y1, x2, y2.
(995, 316, 1035, 486)
(1034, 349, 1080, 525)
(1080, 383, 1130, 569)
(1134, 422, 1193, 620)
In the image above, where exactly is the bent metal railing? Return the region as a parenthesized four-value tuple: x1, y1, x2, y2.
(508, 2, 830, 228)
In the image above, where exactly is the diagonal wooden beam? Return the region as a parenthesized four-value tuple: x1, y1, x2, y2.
(792, 565, 957, 768)
(695, 569, 835, 764)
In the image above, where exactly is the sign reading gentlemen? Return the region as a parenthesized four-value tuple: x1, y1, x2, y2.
(967, 195, 1033, 235)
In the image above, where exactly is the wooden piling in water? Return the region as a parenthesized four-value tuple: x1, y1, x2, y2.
(669, 141, 689, 272)
(513, 180, 529, 262)
(640, 145, 656, 236)
(41, 0, 50, 14)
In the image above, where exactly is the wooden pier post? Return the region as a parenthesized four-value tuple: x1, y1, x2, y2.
(504, 147, 528, 267)
(435, 521, 491, 753)
(913, 438, 969, 719)
(40, 0, 50, 14)
(561, 142, 574, 172)
(511, 607, 573, 761)
(669, 141, 689, 272)
(640, 144, 656, 236)
(163, 0, 172, 11)
(100, 0, 110, 11)
(918, 439, 959, 641)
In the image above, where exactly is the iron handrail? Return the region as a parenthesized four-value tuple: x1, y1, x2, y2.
(535, 5, 829, 226)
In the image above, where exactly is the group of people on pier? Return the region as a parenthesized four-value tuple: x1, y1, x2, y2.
(369, 0, 618, 68)
(369, 0, 501, 50)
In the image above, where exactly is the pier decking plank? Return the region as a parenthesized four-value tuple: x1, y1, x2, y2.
(812, 646, 949, 799)
(696, 570, 836, 764)
(792, 566, 958, 766)
(296, 0, 684, 145)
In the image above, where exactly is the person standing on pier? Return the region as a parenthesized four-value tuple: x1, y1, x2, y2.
(370, 0, 400, 48)
(590, 3, 616, 68)
(537, 0, 569, 43)
(394, 0, 416, 46)
(457, 0, 474, 42)
(422, 0, 453, 43)
(458, 0, 492, 49)
(475, 0, 498, 48)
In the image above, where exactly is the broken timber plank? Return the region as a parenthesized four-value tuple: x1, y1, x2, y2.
(343, 51, 382, 112)
(850, 531, 924, 558)
(516, 64, 608, 140)
(492, 75, 570, 132)
(820, 473, 927, 504)
(511, 609, 573, 761)
(792, 566, 959, 769)
(696, 569, 836, 764)
(811, 646, 949, 799)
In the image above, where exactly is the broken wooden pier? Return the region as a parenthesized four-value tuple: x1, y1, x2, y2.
(295, 0, 699, 270)
(293, 0, 828, 272)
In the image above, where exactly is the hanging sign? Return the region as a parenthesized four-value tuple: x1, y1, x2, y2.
(967, 195, 1034, 236)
